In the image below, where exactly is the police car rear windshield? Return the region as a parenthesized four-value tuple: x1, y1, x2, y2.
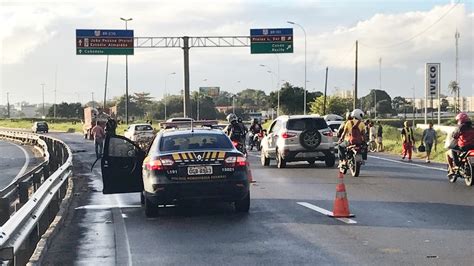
(287, 118, 328, 131)
(159, 133, 233, 152)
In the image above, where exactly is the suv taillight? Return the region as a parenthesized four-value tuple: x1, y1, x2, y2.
(145, 158, 174, 171)
(281, 131, 297, 139)
(224, 156, 247, 167)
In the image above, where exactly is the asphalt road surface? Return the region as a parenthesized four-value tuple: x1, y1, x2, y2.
(43, 133, 473, 266)
(0, 139, 42, 189)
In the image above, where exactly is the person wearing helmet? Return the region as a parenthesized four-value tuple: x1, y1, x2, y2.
(338, 109, 366, 165)
(224, 113, 246, 148)
(446, 113, 474, 175)
(401, 121, 415, 161)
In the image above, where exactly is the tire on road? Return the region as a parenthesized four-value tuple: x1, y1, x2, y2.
(325, 154, 336, 167)
(144, 196, 159, 217)
(261, 149, 270, 166)
(276, 148, 286, 169)
(235, 193, 250, 213)
(351, 162, 361, 177)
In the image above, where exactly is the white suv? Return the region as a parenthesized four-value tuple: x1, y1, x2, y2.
(260, 115, 336, 168)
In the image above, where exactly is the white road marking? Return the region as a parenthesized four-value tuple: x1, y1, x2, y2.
(9, 141, 30, 179)
(297, 202, 357, 224)
(368, 155, 446, 172)
(114, 194, 133, 266)
(75, 204, 141, 210)
(247, 153, 260, 158)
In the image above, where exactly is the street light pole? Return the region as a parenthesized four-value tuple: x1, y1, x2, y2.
(260, 64, 278, 115)
(6, 92, 10, 118)
(287, 21, 307, 114)
(164, 72, 176, 121)
(41, 83, 45, 117)
(120, 17, 133, 124)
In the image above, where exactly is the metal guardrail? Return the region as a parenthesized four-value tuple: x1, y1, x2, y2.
(0, 131, 73, 265)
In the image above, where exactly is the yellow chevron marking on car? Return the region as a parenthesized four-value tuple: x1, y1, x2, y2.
(179, 153, 187, 162)
(172, 153, 181, 162)
(207, 152, 214, 161)
(189, 152, 197, 162)
(217, 152, 225, 160)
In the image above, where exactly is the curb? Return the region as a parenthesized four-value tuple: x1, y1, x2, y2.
(27, 176, 75, 265)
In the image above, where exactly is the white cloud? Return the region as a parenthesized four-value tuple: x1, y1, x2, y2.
(310, 3, 473, 69)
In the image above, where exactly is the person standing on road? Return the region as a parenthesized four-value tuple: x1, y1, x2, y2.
(91, 121, 105, 159)
(376, 121, 383, 152)
(422, 122, 437, 163)
(401, 121, 415, 162)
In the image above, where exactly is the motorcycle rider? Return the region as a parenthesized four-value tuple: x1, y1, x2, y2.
(338, 109, 366, 167)
(446, 112, 474, 176)
(249, 118, 263, 150)
(224, 114, 246, 151)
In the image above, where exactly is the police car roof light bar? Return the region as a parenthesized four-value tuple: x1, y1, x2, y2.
(160, 120, 218, 130)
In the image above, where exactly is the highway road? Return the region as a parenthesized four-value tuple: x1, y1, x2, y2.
(0, 140, 42, 189)
(43, 133, 473, 266)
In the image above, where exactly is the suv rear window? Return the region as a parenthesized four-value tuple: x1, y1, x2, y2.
(287, 118, 328, 131)
(159, 133, 233, 152)
(135, 125, 153, 131)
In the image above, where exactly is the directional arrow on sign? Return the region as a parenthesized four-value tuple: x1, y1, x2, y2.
(287, 45, 292, 50)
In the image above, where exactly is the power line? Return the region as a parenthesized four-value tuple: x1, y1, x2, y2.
(360, 0, 461, 50)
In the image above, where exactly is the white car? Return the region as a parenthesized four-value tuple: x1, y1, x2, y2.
(260, 115, 336, 168)
(124, 123, 155, 142)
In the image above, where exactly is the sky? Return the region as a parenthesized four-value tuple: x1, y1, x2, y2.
(0, 0, 472, 106)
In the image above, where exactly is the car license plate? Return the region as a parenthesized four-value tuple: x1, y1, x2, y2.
(187, 166, 213, 175)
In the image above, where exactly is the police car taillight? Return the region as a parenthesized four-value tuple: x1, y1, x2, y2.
(225, 156, 247, 167)
(145, 158, 174, 170)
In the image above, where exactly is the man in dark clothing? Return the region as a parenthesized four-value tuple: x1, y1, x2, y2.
(376, 121, 383, 152)
(105, 117, 117, 136)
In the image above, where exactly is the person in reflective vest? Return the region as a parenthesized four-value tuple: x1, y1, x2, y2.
(401, 121, 415, 162)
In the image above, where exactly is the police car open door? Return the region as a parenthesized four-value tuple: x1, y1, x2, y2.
(101, 135, 145, 194)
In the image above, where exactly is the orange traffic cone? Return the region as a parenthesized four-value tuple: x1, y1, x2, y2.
(329, 171, 355, 218)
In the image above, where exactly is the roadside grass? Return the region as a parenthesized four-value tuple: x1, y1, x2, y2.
(0, 120, 130, 136)
(381, 125, 447, 163)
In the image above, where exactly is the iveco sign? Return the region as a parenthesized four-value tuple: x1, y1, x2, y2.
(425, 63, 440, 98)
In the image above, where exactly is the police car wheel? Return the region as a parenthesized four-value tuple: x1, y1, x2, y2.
(144, 197, 159, 217)
(235, 193, 250, 213)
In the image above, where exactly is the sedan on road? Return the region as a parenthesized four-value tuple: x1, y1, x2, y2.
(101, 127, 251, 217)
(32, 121, 49, 133)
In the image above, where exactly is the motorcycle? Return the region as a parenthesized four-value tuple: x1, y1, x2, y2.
(232, 139, 247, 156)
(249, 131, 264, 151)
(448, 149, 473, 186)
(339, 144, 363, 177)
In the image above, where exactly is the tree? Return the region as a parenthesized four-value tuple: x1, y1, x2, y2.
(309, 96, 352, 116)
(392, 96, 408, 114)
(235, 89, 269, 110)
(134, 92, 154, 108)
(361, 89, 393, 116)
(269, 82, 322, 115)
(448, 81, 460, 112)
(47, 102, 83, 118)
(190, 92, 218, 120)
(115, 94, 145, 119)
(214, 91, 233, 106)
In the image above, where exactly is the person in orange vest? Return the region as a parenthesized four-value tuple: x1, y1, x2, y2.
(401, 121, 415, 162)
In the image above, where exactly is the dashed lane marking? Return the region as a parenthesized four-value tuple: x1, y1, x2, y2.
(297, 202, 357, 224)
(368, 155, 446, 172)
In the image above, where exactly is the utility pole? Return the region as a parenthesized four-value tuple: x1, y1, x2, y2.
(6, 92, 10, 118)
(120, 17, 133, 124)
(104, 55, 109, 110)
(376, 57, 381, 119)
(354, 40, 358, 110)
(54, 65, 58, 119)
(323, 67, 328, 115)
(275, 54, 280, 116)
(91, 92, 95, 109)
(412, 86, 415, 128)
(455, 30, 460, 111)
(41, 83, 45, 117)
(183, 36, 191, 118)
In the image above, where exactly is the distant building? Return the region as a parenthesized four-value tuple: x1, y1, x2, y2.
(410, 96, 474, 112)
(333, 88, 353, 99)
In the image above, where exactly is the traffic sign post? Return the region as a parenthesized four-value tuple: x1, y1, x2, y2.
(250, 28, 293, 54)
(76, 29, 134, 55)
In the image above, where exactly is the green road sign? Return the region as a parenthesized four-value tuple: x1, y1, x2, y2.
(250, 42, 293, 54)
(250, 28, 293, 54)
(76, 48, 134, 55)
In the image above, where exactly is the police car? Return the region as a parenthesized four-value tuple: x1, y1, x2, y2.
(100, 121, 251, 217)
